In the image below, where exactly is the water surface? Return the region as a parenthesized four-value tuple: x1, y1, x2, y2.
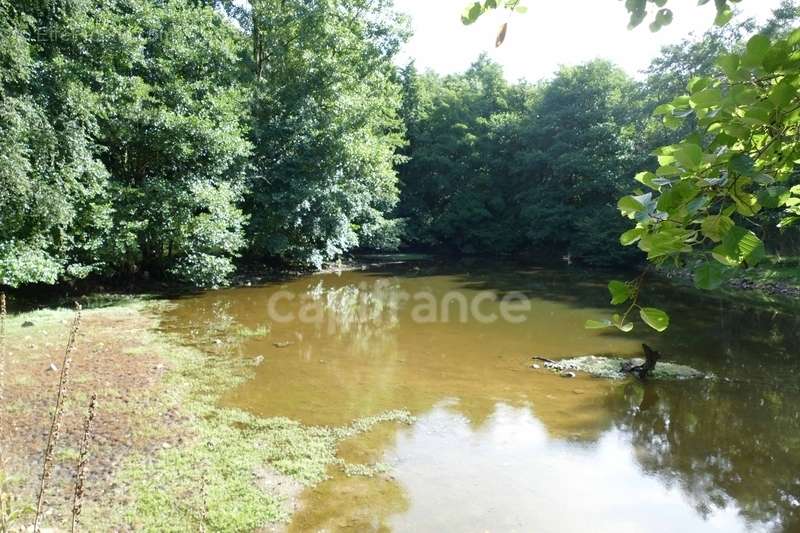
(162, 258, 800, 532)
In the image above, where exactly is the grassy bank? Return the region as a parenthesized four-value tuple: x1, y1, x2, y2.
(0, 297, 413, 531)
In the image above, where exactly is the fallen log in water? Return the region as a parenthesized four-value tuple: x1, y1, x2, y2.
(530, 344, 710, 381)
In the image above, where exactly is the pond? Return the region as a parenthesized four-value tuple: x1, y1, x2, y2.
(160, 257, 800, 532)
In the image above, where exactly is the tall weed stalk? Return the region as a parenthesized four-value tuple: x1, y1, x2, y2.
(33, 302, 82, 532)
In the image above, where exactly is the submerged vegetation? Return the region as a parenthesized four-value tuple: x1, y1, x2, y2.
(0, 295, 414, 531)
(122, 331, 414, 531)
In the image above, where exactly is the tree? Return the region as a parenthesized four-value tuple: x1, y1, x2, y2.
(397, 56, 644, 265)
(0, 0, 112, 287)
(93, 0, 252, 286)
(464, 0, 800, 332)
(515, 61, 643, 266)
(242, 0, 408, 268)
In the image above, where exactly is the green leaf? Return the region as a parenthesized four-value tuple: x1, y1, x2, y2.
(618, 195, 645, 217)
(634, 171, 658, 189)
(769, 79, 796, 108)
(638, 228, 692, 260)
(759, 186, 790, 209)
(691, 88, 723, 109)
(713, 226, 766, 267)
(716, 54, 740, 78)
(714, 7, 733, 27)
(712, 244, 741, 267)
(788, 27, 800, 46)
(608, 280, 632, 305)
(462, 2, 484, 25)
(731, 85, 758, 105)
(649, 8, 673, 32)
(620, 228, 643, 246)
(729, 153, 755, 176)
(687, 76, 710, 94)
(585, 319, 613, 330)
(743, 34, 770, 67)
(612, 314, 634, 332)
(693, 262, 726, 290)
(674, 143, 703, 169)
(640, 307, 670, 332)
(701, 215, 734, 243)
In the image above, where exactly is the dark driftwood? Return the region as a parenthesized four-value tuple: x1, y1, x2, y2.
(621, 344, 662, 379)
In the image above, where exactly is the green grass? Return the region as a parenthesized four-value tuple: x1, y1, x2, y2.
(2, 298, 414, 531)
(100, 303, 414, 532)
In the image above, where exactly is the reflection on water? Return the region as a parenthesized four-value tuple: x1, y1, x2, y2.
(385, 403, 766, 533)
(161, 258, 800, 532)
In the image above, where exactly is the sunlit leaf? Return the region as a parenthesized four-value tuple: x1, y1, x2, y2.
(585, 319, 613, 330)
(640, 307, 670, 332)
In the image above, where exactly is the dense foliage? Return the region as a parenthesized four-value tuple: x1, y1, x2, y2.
(243, 0, 407, 268)
(396, 57, 643, 265)
(463, 0, 800, 331)
(2, 0, 798, 292)
(0, 0, 407, 286)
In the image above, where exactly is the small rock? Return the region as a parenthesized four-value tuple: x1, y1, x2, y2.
(213, 339, 223, 345)
(560, 371, 577, 379)
(273, 341, 293, 348)
(21, 321, 34, 328)
(253, 355, 265, 365)
(46, 363, 59, 372)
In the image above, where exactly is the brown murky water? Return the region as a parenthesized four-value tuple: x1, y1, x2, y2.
(162, 257, 800, 532)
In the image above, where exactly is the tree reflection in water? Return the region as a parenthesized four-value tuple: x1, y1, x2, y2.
(608, 380, 800, 531)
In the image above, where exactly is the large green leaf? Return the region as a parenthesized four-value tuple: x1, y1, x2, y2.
(691, 88, 723, 109)
(716, 54, 740, 77)
(700, 215, 734, 243)
(674, 143, 703, 170)
(620, 228, 643, 246)
(618, 195, 645, 218)
(743, 34, 771, 67)
(640, 307, 670, 332)
(461, 2, 484, 25)
(713, 226, 765, 267)
(769, 79, 796, 108)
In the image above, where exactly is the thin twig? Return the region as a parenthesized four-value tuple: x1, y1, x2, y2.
(71, 394, 97, 533)
(33, 302, 82, 533)
(620, 266, 652, 326)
